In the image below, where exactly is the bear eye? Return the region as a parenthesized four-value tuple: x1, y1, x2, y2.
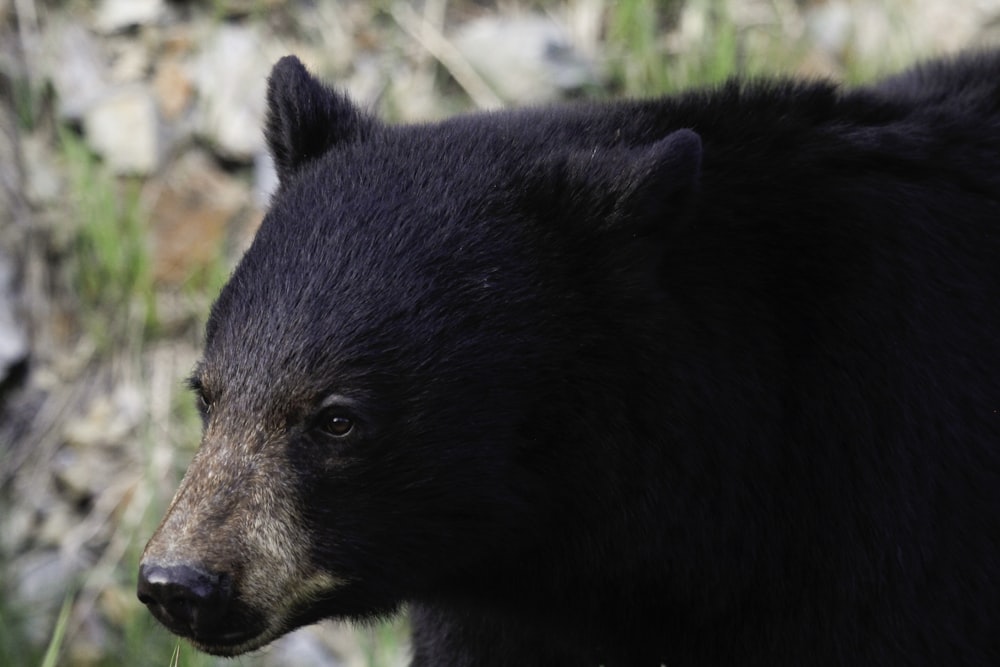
(314, 394, 361, 440)
(195, 391, 212, 417)
(318, 413, 354, 439)
(187, 374, 213, 420)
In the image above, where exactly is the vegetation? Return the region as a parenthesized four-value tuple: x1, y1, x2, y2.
(60, 126, 159, 351)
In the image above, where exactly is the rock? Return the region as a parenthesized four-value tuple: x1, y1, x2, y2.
(82, 85, 161, 175)
(21, 133, 63, 205)
(805, 0, 853, 57)
(107, 36, 152, 84)
(803, 0, 1000, 67)
(210, 0, 290, 19)
(43, 22, 112, 122)
(0, 501, 36, 557)
(62, 385, 146, 450)
(193, 24, 281, 161)
(0, 251, 27, 383)
(319, 621, 409, 667)
(153, 57, 194, 120)
(98, 585, 133, 627)
(34, 497, 78, 546)
(160, 23, 197, 58)
(95, 0, 167, 34)
(341, 54, 388, 109)
(254, 149, 278, 209)
(895, 0, 1000, 53)
(10, 550, 78, 641)
(267, 627, 344, 667)
(451, 15, 597, 104)
(144, 150, 248, 285)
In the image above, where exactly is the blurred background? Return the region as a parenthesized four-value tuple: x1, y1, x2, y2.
(1, 0, 999, 665)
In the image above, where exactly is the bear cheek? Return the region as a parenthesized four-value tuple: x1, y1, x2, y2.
(235, 471, 345, 608)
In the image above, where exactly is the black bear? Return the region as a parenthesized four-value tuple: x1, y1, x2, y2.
(138, 52, 1000, 666)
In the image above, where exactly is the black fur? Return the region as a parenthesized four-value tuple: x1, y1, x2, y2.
(264, 55, 376, 186)
(195, 52, 1000, 665)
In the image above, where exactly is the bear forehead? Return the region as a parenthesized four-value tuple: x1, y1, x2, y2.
(265, 127, 534, 243)
(201, 161, 555, 407)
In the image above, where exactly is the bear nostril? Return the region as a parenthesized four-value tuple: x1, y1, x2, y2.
(137, 563, 231, 637)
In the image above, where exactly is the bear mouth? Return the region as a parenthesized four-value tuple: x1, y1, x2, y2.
(150, 598, 275, 657)
(188, 591, 341, 656)
(185, 576, 396, 656)
(190, 626, 281, 657)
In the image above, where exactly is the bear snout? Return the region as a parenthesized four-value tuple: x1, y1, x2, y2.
(137, 562, 231, 639)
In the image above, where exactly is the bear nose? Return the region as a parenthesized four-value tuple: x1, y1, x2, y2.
(137, 563, 231, 637)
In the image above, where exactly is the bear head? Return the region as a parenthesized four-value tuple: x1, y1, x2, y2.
(137, 55, 701, 655)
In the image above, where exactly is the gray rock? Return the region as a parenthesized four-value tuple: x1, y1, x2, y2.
(9, 550, 79, 642)
(254, 149, 278, 209)
(95, 0, 167, 34)
(0, 252, 26, 383)
(145, 149, 248, 285)
(34, 496, 79, 547)
(267, 627, 345, 667)
(0, 501, 36, 558)
(107, 36, 153, 84)
(82, 84, 161, 174)
(42, 22, 111, 122)
(63, 385, 146, 450)
(804, 0, 853, 56)
(803, 0, 1000, 65)
(21, 133, 62, 205)
(451, 15, 597, 104)
(193, 25, 279, 161)
(153, 57, 195, 121)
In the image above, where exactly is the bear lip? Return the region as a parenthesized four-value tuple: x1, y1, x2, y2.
(189, 627, 274, 657)
(175, 602, 274, 656)
(186, 595, 330, 656)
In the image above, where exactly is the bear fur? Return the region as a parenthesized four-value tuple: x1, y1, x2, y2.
(138, 52, 1000, 666)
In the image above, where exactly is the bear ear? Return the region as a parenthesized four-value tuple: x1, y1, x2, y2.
(264, 55, 377, 186)
(525, 129, 702, 237)
(614, 129, 702, 235)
